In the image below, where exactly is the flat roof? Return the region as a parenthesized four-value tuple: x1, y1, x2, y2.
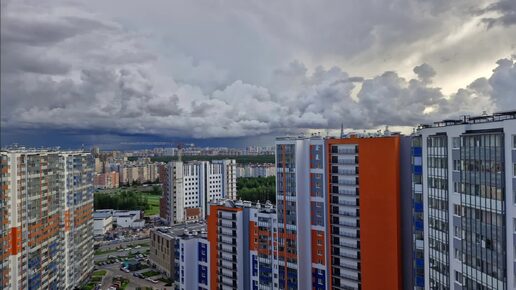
(420, 111, 516, 129)
(152, 222, 207, 240)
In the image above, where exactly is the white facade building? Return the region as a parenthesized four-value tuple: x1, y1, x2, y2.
(160, 160, 237, 224)
(93, 210, 144, 229)
(93, 216, 113, 236)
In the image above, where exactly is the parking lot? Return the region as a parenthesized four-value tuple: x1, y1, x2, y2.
(97, 263, 172, 290)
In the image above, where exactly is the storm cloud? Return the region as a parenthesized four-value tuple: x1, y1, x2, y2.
(1, 0, 515, 142)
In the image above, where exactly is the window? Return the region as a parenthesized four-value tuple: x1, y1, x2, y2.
(455, 271, 463, 284)
(514, 163, 516, 177)
(513, 135, 516, 148)
(452, 137, 460, 148)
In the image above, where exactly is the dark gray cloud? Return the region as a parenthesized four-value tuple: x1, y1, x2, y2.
(413, 63, 436, 83)
(1, 0, 515, 140)
(481, 0, 516, 27)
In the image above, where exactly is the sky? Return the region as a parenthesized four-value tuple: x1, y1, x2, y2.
(1, 0, 516, 149)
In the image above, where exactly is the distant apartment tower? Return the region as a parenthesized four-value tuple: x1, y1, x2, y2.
(213, 159, 237, 200)
(236, 163, 275, 178)
(0, 150, 94, 289)
(119, 162, 159, 185)
(93, 171, 120, 189)
(159, 160, 237, 225)
(419, 112, 516, 290)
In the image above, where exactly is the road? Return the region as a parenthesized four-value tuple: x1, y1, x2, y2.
(97, 238, 150, 251)
(99, 263, 172, 290)
(95, 247, 148, 262)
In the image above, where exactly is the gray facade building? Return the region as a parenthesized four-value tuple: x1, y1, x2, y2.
(420, 111, 516, 290)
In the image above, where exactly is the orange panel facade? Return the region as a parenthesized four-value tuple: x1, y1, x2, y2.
(311, 230, 326, 265)
(9, 227, 21, 255)
(207, 204, 242, 290)
(327, 136, 402, 290)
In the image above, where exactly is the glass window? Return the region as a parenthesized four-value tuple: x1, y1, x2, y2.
(452, 137, 460, 148)
(513, 135, 516, 148)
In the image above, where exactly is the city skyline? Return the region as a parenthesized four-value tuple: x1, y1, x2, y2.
(1, 0, 515, 149)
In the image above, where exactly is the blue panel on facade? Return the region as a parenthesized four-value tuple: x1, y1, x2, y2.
(412, 147, 422, 157)
(413, 165, 422, 175)
(416, 258, 424, 268)
(415, 220, 423, 231)
(198, 243, 207, 262)
(414, 201, 423, 212)
(416, 276, 424, 287)
(312, 268, 326, 290)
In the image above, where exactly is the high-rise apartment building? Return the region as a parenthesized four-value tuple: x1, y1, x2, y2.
(213, 159, 237, 200)
(418, 111, 516, 290)
(207, 199, 277, 290)
(411, 134, 425, 289)
(275, 137, 330, 289)
(159, 160, 237, 225)
(326, 135, 412, 290)
(0, 150, 94, 290)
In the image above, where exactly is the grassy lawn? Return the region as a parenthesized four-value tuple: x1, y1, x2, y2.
(158, 277, 174, 286)
(93, 270, 107, 276)
(81, 270, 107, 290)
(144, 194, 160, 216)
(141, 270, 161, 278)
(120, 280, 129, 290)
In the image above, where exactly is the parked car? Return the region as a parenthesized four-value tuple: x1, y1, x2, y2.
(120, 267, 130, 273)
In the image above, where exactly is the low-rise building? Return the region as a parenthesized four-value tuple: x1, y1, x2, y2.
(149, 223, 209, 290)
(93, 216, 113, 236)
(93, 210, 145, 229)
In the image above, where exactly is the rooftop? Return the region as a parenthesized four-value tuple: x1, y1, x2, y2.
(420, 110, 516, 129)
(153, 222, 207, 240)
(211, 198, 276, 213)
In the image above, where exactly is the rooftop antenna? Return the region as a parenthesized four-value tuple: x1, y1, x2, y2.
(340, 122, 344, 138)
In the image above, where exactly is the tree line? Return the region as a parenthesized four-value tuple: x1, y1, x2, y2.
(236, 176, 276, 203)
(94, 190, 150, 211)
